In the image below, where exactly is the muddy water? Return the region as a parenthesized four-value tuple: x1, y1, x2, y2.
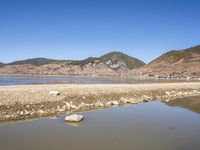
(1, 98, 200, 150)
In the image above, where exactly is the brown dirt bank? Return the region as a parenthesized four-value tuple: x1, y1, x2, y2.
(0, 83, 200, 123)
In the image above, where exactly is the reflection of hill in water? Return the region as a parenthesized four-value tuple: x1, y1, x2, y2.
(165, 96, 200, 114)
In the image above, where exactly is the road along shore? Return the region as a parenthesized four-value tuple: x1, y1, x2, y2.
(0, 82, 200, 122)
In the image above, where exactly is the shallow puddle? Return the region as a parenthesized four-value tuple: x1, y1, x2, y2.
(1, 97, 200, 150)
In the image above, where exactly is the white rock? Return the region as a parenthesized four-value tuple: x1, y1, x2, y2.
(65, 102, 71, 108)
(95, 101, 104, 107)
(165, 99, 170, 102)
(38, 110, 44, 115)
(65, 114, 84, 122)
(85, 104, 91, 107)
(78, 102, 85, 108)
(71, 104, 77, 109)
(177, 92, 183, 96)
(49, 91, 60, 96)
(20, 111, 24, 116)
(105, 101, 112, 106)
(123, 100, 130, 103)
(193, 90, 199, 94)
(188, 92, 193, 95)
(142, 95, 151, 100)
(79, 102, 85, 107)
(57, 106, 66, 112)
(186, 77, 190, 80)
(165, 91, 171, 96)
(24, 110, 30, 115)
(111, 101, 119, 105)
(5, 115, 11, 119)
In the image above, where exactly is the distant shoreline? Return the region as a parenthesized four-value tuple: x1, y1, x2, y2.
(0, 82, 200, 123)
(0, 73, 199, 85)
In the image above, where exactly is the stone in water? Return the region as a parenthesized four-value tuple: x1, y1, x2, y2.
(65, 114, 84, 122)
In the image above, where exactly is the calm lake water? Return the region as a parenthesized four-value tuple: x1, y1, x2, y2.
(0, 74, 188, 85)
(1, 97, 200, 150)
(0, 75, 126, 85)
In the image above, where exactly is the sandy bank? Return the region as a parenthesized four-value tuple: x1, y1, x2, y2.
(0, 82, 200, 122)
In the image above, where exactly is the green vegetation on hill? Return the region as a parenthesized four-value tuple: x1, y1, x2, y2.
(4, 51, 145, 69)
(7, 58, 67, 66)
(151, 45, 200, 63)
(100, 51, 145, 69)
(71, 51, 145, 69)
(72, 57, 98, 66)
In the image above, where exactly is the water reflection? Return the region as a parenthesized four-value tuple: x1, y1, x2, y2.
(0, 74, 125, 85)
(0, 74, 189, 86)
(165, 96, 200, 114)
(0, 99, 200, 150)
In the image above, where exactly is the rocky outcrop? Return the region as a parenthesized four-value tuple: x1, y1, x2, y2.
(100, 51, 145, 69)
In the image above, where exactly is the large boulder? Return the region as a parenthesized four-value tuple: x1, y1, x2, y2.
(65, 114, 84, 122)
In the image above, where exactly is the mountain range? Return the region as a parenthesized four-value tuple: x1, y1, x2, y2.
(0, 52, 145, 77)
(0, 45, 199, 78)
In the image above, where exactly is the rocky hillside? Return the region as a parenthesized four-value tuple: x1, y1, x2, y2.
(0, 62, 4, 67)
(135, 45, 200, 77)
(99, 52, 145, 69)
(0, 52, 145, 77)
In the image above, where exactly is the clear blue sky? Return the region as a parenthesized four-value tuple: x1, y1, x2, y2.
(0, 0, 200, 63)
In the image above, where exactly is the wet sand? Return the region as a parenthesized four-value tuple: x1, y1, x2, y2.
(0, 82, 200, 122)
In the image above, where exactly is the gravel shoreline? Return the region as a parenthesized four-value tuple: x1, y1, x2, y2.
(0, 82, 200, 123)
